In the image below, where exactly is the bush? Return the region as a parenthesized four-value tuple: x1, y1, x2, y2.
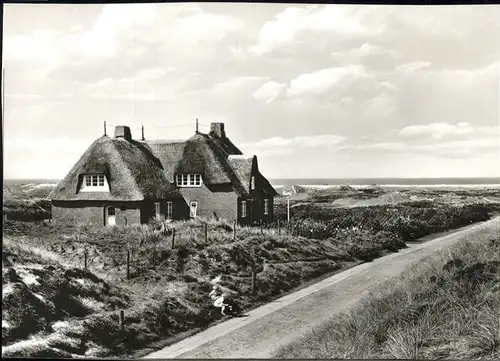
(277, 203, 492, 242)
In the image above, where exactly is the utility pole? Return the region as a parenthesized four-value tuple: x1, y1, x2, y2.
(141, 125, 145, 140)
(104, 121, 107, 136)
(196, 118, 199, 134)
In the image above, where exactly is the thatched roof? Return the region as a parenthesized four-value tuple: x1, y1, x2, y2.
(146, 140, 186, 183)
(228, 155, 254, 194)
(212, 135, 243, 155)
(49, 136, 182, 201)
(147, 132, 244, 184)
(146, 128, 277, 198)
(175, 133, 233, 183)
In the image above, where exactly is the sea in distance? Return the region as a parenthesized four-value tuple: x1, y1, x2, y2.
(270, 177, 500, 188)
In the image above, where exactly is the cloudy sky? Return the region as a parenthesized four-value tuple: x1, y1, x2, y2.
(3, 3, 499, 180)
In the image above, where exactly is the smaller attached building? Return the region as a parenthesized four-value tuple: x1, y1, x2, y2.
(49, 126, 186, 227)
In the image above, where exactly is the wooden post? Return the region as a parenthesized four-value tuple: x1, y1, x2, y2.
(205, 223, 208, 243)
(233, 220, 237, 240)
(251, 267, 256, 295)
(171, 228, 176, 249)
(260, 219, 263, 234)
(119, 310, 125, 332)
(126, 249, 130, 280)
(84, 250, 88, 270)
(278, 220, 281, 235)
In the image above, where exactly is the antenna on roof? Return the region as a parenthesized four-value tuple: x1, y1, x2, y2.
(104, 121, 107, 136)
(196, 118, 199, 134)
(141, 125, 145, 141)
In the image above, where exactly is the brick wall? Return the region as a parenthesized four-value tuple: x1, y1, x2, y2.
(179, 183, 238, 222)
(52, 201, 106, 226)
(52, 201, 142, 227)
(114, 206, 141, 226)
(140, 199, 189, 223)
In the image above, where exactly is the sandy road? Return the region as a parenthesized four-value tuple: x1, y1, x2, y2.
(145, 216, 500, 359)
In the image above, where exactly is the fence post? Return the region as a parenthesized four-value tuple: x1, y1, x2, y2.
(84, 250, 88, 270)
(126, 249, 130, 280)
(251, 267, 256, 295)
(171, 228, 176, 249)
(260, 219, 263, 234)
(233, 220, 237, 240)
(278, 220, 281, 235)
(205, 223, 208, 243)
(119, 310, 125, 332)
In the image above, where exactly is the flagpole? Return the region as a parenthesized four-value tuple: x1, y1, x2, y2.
(2, 67, 5, 123)
(287, 196, 290, 224)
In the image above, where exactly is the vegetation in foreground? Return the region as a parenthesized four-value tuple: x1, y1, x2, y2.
(274, 227, 500, 359)
(2, 217, 405, 358)
(3, 182, 500, 358)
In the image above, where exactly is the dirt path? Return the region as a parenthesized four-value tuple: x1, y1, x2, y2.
(144, 216, 500, 359)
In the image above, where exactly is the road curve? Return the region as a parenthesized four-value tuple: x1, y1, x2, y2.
(144, 216, 500, 359)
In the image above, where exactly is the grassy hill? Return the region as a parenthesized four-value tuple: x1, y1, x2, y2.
(274, 227, 500, 359)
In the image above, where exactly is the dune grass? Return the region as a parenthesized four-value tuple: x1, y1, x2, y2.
(3, 215, 408, 358)
(273, 225, 500, 360)
(4, 182, 499, 358)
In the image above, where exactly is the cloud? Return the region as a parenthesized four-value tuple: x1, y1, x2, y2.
(3, 3, 244, 86)
(252, 81, 286, 104)
(398, 122, 474, 139)
(398, 122, 499, 140)
(351, 125, 499, 158)
(356, 142, 406, 151)
(286, 65, 369, 97)
(240, 134, 346, 156)
(249, 5, 383, 55)
(210, 76, 266, 93)
(394, 61, 432, 74)
(3, 4, 499, 179)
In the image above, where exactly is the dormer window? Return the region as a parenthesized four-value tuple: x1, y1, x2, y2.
(176, 174, 202, 187)
(81, 174, 109, 192)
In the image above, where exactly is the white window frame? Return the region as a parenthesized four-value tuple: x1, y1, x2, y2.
(81, 174, 108, 192)
(190, 201, 198, 218)
(154, 202, 161, 219)
(241, 200, 247, 218)
(264, 199, 269, 215)
(176, 174, 202, 187)
(166, 201, 173, 219)
(251, 176, 255, 190)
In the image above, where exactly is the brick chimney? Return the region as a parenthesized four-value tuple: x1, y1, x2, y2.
(114, 126, 132, 141)
(210, 122, 226, 139)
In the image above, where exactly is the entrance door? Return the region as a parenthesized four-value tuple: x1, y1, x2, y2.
(189, 201, 198, 218)
(154, 202, 161, 220)
(106, 207, 116, 226)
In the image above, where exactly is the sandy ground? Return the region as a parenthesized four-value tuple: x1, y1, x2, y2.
(144, 216, 500, 359)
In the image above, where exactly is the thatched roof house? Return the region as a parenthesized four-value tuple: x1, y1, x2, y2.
(50, 123, 277, 227)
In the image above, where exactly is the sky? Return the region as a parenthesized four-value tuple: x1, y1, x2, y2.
(2, 3, 500, 180)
